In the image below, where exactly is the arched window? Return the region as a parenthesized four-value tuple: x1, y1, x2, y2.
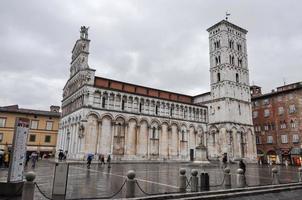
(121, 100, 125, 110)
(236, 73, 239, 82)
(217, 73, 221, 82)
(181, 130, 185, 141)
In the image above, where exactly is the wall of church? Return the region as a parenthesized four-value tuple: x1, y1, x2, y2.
(57, 107, 207, 161)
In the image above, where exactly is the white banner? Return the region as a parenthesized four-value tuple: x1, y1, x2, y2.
(7, 118, 30, 182)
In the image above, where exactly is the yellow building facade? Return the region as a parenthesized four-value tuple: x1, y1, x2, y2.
(0, 105, 60, 157)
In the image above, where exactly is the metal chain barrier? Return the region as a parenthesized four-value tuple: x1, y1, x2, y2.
(135, 180, 181, 196)
(67, 179, 127, 200)
(185, 177, 192, 188)
(34, 182, 53, 200)
(210, 173, 225, 187)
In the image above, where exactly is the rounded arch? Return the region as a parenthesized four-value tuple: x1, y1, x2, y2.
(180, 123, 188, 129)
(170, 121, 180, 130)
(139, 118, 149, 126)
(128, 116, 138, 124)
(150, 118, 161, 127)
(100, 113, 114, 121)
(86, 111, 101, 119)
(209, 125, 218, 134)
(115, 114, 127, 122)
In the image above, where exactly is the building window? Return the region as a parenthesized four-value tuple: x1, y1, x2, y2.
(290, 120, 297, 128)
(0, 133, 3, 142)
(229, 40, 234, 49)
(264, 109, 270, 117)
(236, 73, 239, 82)
(293, 134, 299, 143)
(237, 43, 242, 52)
(289, 105, 296, 114)
(217, 73, 221, 82)
(229, 55, 235, 65)
(121, 100, 125, 110)
(215, 56, 221, 65)
(29, 134, 36, 142)
(263, 99, 270, 105)
(253, 111, 258, 119)
(155, 105, 158, 115)
(267, 136, 273, 144)
(181, 130, 186, 141)
(31, 120, 39, 129)
(139, 103, 142, 113)
(264, 124, 269, 131)
(278, 107, 284, 115)
(0, 118, 6, 128)
(280, 121, 287, 129)
(46, 121, 53, 130)
(238, 58, 243, 67)
(238, 104, 241, 115)
(44, 135, 51, 143)
(256, 136, 261, 144)
(281, 135, 288, 144)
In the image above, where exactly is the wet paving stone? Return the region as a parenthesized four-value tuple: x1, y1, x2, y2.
(0, 160, 301, 199)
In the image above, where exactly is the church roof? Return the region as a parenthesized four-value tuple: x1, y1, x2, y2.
(207, 19, 248, 34)
(94, 76, 207, 107)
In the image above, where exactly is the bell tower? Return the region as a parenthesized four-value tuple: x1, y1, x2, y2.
(207, 20, 252, 125)
(70, 26, 90, 77)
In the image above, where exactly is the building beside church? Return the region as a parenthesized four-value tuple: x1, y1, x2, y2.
(0, 105, 60, 156)
(57, 20, 257, 162)
(251, 82, 302, 165)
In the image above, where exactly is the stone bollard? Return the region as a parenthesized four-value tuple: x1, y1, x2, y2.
(236, 168, 246, 188)
(126, 170, 136, 198)
(22, 171, 36, 200)
(298, 167, 302, 182)
(223, 167, 231, 189)
(191, 169, 198, 192)
(179, 168, 187, 192)
(272, 167, 279, 185)
(200, 171, 210, 191)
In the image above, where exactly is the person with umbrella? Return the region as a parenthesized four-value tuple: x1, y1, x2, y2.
(87, 153, 94, 169)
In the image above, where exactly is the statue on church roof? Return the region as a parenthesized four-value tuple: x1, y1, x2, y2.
(80, 26, 89, 39)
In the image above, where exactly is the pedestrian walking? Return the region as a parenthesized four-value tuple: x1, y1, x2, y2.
(107, 154, 111, 168)
(25, 153, 30, 167)
(31, 152, 38, 168)
(100, 154, 105, 165)
(58, 151, 64, 161)
(4, 152, 9, 168)
(0, 153, 3, 168)
(87, 154, 93, 169)
(239, 160, 246, 175)
(222, 154, 227, 169)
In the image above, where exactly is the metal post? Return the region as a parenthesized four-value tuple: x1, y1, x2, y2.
(126, 170, 136, 198)
(299, 167, 302, 182)
(179, 168, 186, 192)
(236, 168, 245, 188)
(191, 169, 198, 192)
(200, 171, 209, 191)
(224, 167, 231, 189)
(272, 167, 279, 184)
(22, 171, 36, 200)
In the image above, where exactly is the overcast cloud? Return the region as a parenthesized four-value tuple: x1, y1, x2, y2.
(1, 0, 302, 110)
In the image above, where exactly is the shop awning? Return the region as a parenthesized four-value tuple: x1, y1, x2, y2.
(291, 148, 301, 155)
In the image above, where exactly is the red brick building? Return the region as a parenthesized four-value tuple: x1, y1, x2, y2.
(251, 82, 302, 165)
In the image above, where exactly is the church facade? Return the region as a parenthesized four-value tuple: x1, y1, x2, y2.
(56, 20, 257, 162)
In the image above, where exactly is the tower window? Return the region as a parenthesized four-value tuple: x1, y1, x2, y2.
(229, 55, 235, 65)
(238, 59, 242, 67)
(229, 40, 234, 49)
(237, 44, 242, 52)
(217, 73, 221, 82)
(215, 56, 221, 66)
(236, 73, 239, 82)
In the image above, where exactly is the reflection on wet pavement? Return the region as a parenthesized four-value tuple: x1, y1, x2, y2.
(0, 160, 301, 199)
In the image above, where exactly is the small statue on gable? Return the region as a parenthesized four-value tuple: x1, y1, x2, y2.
(80, 26, 89, 39)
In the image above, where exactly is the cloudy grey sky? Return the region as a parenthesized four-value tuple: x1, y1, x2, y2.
(1, 0, 302, 110)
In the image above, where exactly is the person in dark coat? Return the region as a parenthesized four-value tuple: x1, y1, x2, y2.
(87, 155, 93, 169)
(239, 160, 246, 175)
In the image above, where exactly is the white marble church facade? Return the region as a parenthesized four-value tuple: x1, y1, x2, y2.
(57, 20, 257, 162)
